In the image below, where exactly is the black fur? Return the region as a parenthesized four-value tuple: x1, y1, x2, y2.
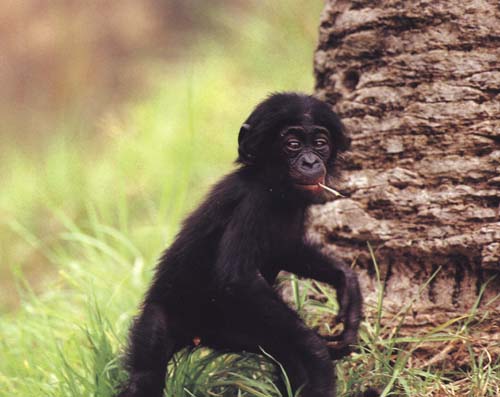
(117, 93, 362, 397)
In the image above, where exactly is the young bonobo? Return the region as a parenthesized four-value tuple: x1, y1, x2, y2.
(117, 93, 362, 397)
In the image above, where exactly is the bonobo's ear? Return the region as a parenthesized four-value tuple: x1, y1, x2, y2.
(237, 123, 256, 165)
(237, 123, 250, 146)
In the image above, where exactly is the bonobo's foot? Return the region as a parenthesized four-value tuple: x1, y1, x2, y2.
(117, 386, 163, 397)
(115, 372, 164, 397)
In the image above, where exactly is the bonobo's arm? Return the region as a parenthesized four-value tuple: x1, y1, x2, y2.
(211, 207, 336, 396)
(285, 244, 362, 359)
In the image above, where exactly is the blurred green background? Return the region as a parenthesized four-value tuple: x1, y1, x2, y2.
(0, 0, 322, 309)
(0, 2, 324, 395)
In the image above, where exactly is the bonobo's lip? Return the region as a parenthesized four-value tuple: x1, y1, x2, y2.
(293, 177, 325, 193)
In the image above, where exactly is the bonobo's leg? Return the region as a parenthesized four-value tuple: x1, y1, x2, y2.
(117, 304, 182, 397)
(203, 279, 336, 397)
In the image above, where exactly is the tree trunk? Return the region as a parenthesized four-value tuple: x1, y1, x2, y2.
(310, 0, 500, 351)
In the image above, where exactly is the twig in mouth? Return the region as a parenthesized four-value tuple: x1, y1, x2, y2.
(318, 183, 345, 197)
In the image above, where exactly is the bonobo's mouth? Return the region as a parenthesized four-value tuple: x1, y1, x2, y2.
(293, 177, 325, 193)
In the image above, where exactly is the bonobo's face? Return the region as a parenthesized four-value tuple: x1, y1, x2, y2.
(280, 124, 331, 194)
(237, 93, 349, 199)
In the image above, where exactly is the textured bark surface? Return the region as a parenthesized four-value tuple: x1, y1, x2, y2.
(310, 0, 500, 339)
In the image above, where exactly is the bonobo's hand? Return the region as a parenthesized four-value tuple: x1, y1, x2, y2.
(325, 265, 362, 360)
(323, 334, 356, 360)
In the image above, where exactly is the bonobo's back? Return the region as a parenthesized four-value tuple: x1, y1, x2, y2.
(145, 170, 248, 304)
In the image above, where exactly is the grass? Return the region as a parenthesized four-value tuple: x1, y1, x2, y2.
(290, 258, 500, 397)
(3, 222, 498, 396)
(1, 1, 499, 396)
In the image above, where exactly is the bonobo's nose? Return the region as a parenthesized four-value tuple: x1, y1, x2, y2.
(301, 153, 321, 170)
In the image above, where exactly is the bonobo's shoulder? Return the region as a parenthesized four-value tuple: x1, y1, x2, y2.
(207, 170, 249, 202)
(190, 170, 248, 218)
(199, 168, 274, 216)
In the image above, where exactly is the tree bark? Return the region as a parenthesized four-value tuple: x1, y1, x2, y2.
(310, 0, 500, 346)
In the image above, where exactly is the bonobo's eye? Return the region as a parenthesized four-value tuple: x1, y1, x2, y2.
(286, 139, 302, 151)
(313, 138, 328, 149)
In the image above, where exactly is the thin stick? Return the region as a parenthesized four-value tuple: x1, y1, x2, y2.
(318, 183, 345, 197)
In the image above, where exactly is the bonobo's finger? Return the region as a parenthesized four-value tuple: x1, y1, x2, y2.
(336, 266, 360, 322)
(326, 326, 359, 360)
(333, 271, 362, 361)
(325, 340, 353, 360)
(336, 285, 348, 322)
(339, 328, 358, 347)
(321, 333, 342, 342)
(335, 285, 353, 330)
(341, 271, 362, 325)
(338, 301, 361, 350)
